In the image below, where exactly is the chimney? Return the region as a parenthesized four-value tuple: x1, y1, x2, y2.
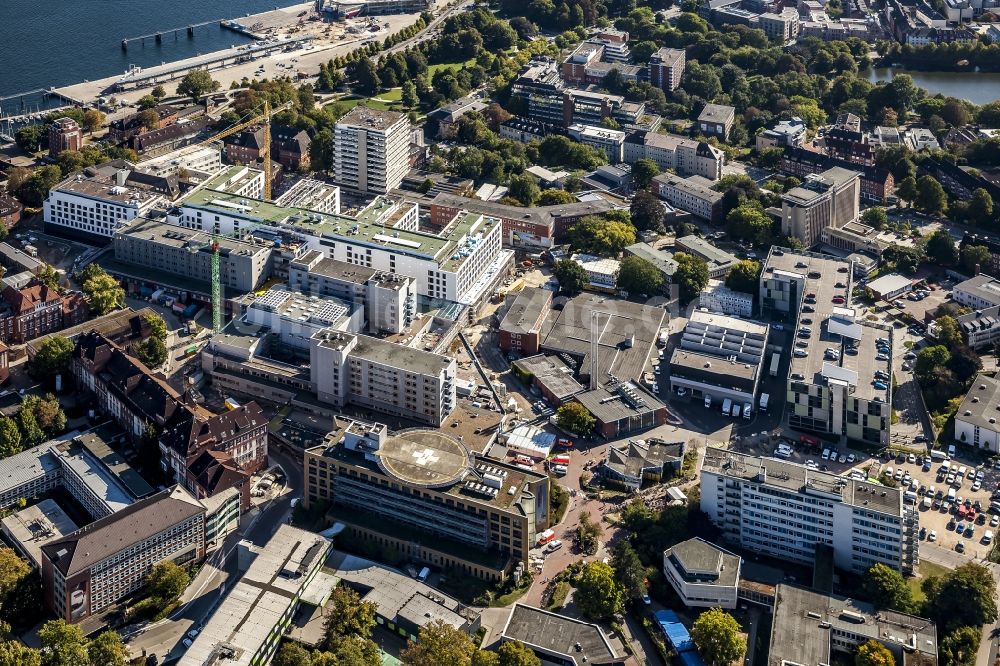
(116, 169, 129, 186)
(976, 263, 981, 276)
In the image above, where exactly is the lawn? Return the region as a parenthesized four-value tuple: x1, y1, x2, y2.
(427, 58, 477, 77)
(908, 559, 951, 604)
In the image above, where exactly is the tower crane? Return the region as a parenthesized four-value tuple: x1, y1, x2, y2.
(189, 99, 293, 331)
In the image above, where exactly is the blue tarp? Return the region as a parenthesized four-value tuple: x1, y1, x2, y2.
(655, 610, 695, 653)
(678, 647, 707, 666)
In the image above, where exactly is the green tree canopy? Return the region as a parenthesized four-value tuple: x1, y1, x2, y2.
(691, 608, 746, 666)
(325, 585, 377, 647)
(38, 619, 90, 666)
(0, 639, 40, 666)
(575, 561, 624, 620)
(0, 418, 21, 459)
(569, 216, 637, 256)
(969, 188, 994, 225)
(861, 207, 888, 229)
(497, 641, 541, 666)
(538, 189, 575, 205)
(924, 562, 998, 632)
(610, 540, 647, 601)
(863, 563, 913, 612)
(630, 189, 666, 233)
(555, 402, 595, 436)
(177, 69, 219, 100)
(0, 549, 30, 604)
(726, 203, 774, 246)
(925, 229, 958, 265)
(940, 626, 980, 666)
(401, 620, 476, 666)
(30, 336, 74, 381)
(132, 337, 168, 369)
(553, 259, 589, 296)
(273, 643, 311, 666)
(674, 252, 710, 304)
(915, 175, 948, 216)
(508, 174, 540, 206)
(896, 176, 918, 205)
(143, 312, 168, 342)
(631, 158, 660, 189)
(146, 561, 190, 602)
(86, 631, 128, 666)
(725, 259, 761, 294)
(81, 267, 125, 315)
(961, 244, 992, 275)
(616, 256, 663, 296)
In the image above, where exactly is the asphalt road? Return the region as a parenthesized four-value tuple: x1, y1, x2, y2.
(127, 446, 302, 663)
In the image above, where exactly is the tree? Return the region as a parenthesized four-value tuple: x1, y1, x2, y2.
(924, 562, 998, 631)
(30, 336, 74, 381)
(538, 189, 575, 205)
(855, 639, 895, 666)
(726, 203, 773, 246)
(575, 561, 624, 620)
(81, 268, 125, 315)
(508, 174, 540, 206)
(401, 620, 476, 666)
(556, 402, 595, 436)
(143, 313, 168, 342)
(37, 265, 60, 291)
(725, 260, 761, 294)
(915, 345, 951, 382)
(568, 216, 636, 256)
(146, 562, 190, 602)
(21, 394, 66, 439)
(862, 207, 888, 229)
(925, 229, 958, 265)
(553, 259, 589, 296)
(82, 109, 106, 135)
(0, 640, 40, 666)
(896, 176, 918, 205)
(132, 336, 167, 369)
(331, 636, 381, 666)
(674, 252, 710, 304)
(935, 315, 964, 349)
(38, 619, 90, 666)
(137, 108, 160, 131)
(353, 60, 382, 96)
(325, 585, 377, 647)
(961, 244, 992, 275)
(20, 166, 63, 207)
(610, 540, 647, 601)
(915, 175, 948, 216)
(310, 129, 334, 173)
(630, 190, 666, 233)
(17, 408, 44, 449)
(692, 608, 746, 666)
(864, 563, 913, 612)
(137, 95, 159, 110)
(940, 626, 980, 666)
(274, 643, 312, 666)
(616, 256, 663, 296)
(576, 511, 602, 555)
(969, 188, 994, 225)
(151, 85, 167, 99)
(87, 631, 128, 666)
(0, 549, 30, 604)
(0, 418, 21, 459)
(632, 159, 660, 190)
(497, 641, 541, 666)
(14, 125, 45, 153)
(177, 69, 219, 100)
(401, 80, 418, 109)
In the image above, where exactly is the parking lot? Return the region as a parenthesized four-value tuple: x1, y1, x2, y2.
(875, 452, 1000, 558)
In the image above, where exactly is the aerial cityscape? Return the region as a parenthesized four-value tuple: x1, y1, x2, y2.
(1, 0, 1000, 664)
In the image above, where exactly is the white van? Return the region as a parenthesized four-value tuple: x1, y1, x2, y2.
(948, 444, 957, 457)
(927, 485, 936, 497)
(948, 487, 957, 501)
(922, 497, 932, 510)
(958, 465, 967, 478)
(984, 530, 994, 545)
(416, 567, 430, 582)
(940, 461, 951, 473)
(904, 491, 918, 504)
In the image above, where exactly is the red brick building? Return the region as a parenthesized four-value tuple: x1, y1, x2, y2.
(224, 124, 311, 170)
(0, 195, 22, 229)
(0, 283, 88, 344)
(0, 342, 9, 385)
(498, 287, 553, 355)
(107, 104, 179, 143)
(48, 118, 82, 158)
(781, 147, 894, 203)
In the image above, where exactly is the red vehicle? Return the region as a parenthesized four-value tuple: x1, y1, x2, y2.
(957, 505, 968, 519)
(799, 434, 820, 448)
(557, 438, 574, 448)
(537, 529, 556, 545)
(832, 296, 846, 304)
(551, 455, 571, 466)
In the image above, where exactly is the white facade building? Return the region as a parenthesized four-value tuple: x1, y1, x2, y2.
(701, 448, 918, 574)
(955, 374, 1000, 453)
(139, 145, 223, 177)
(953, 274, 1000, 310)
(568, 124, 626, 162)
(571, 253, 620, 291)
(700, 280, 753, 317)
(662, 538, 741, 609)
(334, 106, 410, 194)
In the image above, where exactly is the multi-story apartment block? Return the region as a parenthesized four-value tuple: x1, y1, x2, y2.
(780, 167, 860, 247)
(73, 331, 189, 439)
(781, 146, 895, 203)
(311, 330, 457, 426)
(697, 104, 736, 140)
(41, 485, 206, 623)
(648, 48, 686, 91)
(44, 160, 180, 243)
(701, 448, 918, 573)
(956, 305, 1000, 350)
(333, 106, 410, 194)
(0, 195, 22, 230)
(652, 173, 724, 222)
(288, 251, 416, 335)
(955, 374, 1000, 453)
(49, 118, 82, 158)
(113, 217, 274, 293)
(304, 420, 550, 580)
(760, 248, 892, 446)
(567, 124, 626, 162)
(138, 145, 223, 178)
(560, 41, 642, 87)
(625, 132, 723, 180)
(159, 402, 268, 503)
(758, 7, 801, 40)
(241, 286, 364, 348)
(952, 274, 1000, 310)
(498, 287, 553, 355)
(0, 283, 87, 343)
(173, 168, 511, 309)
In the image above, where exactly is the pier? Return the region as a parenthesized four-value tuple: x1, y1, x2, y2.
(0, 88, 83, 119)
(120, 18, 264, 50)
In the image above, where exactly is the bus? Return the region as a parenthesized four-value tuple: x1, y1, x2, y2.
(769, 353, 780, 378)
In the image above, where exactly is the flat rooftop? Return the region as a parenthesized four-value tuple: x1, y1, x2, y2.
(511, 355, 585, 402)
(539, 293, 665, 385)
(180, 525, 330, 666)
(664, 537, 740, 587)
(575, 380, 665, 423)
(702, 447, 903, 516)
(500, 287, 552, 336)
(0, 499, 78, 568)
(117, 216, 273, 258)
(376, 431, 472, 489)
(348, 333, 453, 376)
(769, 583, 937, 666)
(502, 604, 620, 664)
(675, 235, 737, 269)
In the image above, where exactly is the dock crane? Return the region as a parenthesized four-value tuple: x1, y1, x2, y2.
(189, 99, 293, 331)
